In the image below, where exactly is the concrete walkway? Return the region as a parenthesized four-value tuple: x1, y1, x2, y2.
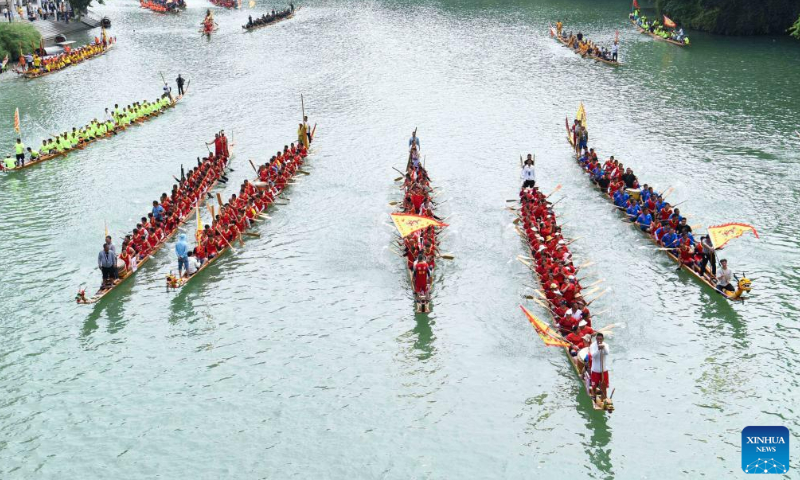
(30, 16, 102, 42)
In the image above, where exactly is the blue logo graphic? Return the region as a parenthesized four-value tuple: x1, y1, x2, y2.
(742, 426, 790, 474)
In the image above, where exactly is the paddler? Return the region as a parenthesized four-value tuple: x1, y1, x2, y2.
(3, 154, 16, 170)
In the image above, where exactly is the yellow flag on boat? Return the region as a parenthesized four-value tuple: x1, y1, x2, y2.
(576, 102, 586, 127)
(390, 213, 447, 238)
(13, 108, 20, 133)
(521, 305, 571, 348)
(663, 15, 677, 28)
(195, 205, 202, 243)
(707, 223, 759, 249)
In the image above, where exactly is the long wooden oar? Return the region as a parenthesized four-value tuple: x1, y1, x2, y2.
(438, 253, 455, 260)
(545, 184, 562, 198)
(249, 159, 258, 173)
(586, 278, 605, 288)
(578, 260, 595, 269)
(586, 288, 610, 306)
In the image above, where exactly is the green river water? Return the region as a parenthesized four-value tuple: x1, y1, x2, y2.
(1, 0, 799, 477)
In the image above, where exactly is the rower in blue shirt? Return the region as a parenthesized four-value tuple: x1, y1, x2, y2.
(613, 190, 624, 207)
(626, 202, 640, 222)
(636, 210, 652, 232)
(661, 229, 679, 249)
(152, 200, 165, 222)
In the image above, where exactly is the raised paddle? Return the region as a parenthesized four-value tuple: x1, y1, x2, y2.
(249, 159, 258, 173)
(216, 193, 223, 207)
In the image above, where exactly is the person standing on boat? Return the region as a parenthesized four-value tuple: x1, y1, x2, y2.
(715, 259, 735, 293)
(176, 74, 185, 96)
(412, 252, 430, 297)
(409, 130, 420, 151)
(589, 333, 609, 402)
(98, 243, 118, 288)
(175, 233, 189, 277)
(14, 138, 25, 167)
(521, 155, 536, 189)
(303, 116, 312, 144)
(611, 41, 619, 62)
(699, 235, 716, 277)
(104, 235, 116, 256)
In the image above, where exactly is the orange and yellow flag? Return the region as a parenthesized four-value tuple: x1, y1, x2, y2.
(663, 15, 677, 28)
(576, 102, 586, 127)
(520, 305, 571, 348)
(13, 108, 20, 134)
(707, 223, 759, 249)
(390, 213, 447, 238)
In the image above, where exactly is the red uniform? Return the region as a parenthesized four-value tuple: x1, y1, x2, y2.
(413, 261, 429, 294)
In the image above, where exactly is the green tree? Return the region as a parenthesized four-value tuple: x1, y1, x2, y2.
(68, 0, 106, 17)
(656, 0, 800, 36)
(0, 23, 42, 61)
(790, 15, 800, 39)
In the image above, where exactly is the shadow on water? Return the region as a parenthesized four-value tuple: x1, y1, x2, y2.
(410, 312, 436, 361)
(576, 392, 614, 478)
(80, 286, 130, 341)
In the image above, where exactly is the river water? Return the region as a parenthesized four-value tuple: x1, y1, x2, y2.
(1, 0, 799, 477)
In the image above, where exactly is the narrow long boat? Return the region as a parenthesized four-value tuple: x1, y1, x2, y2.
(242, 8, 298, 31)
(4, 92, 184, 173)
(210, 0, 237, 8)
(166, 135, 311, 289)
(19, 41, 115, 79)
(514, 182, 613, 412)
(549, 25, 621, 67)
(392, 147, 446, 314)
(628, 18, 688, 47)
(564, 116, 752, 302)
(76, 142, 233, 304)
(140, 0, 186, 13)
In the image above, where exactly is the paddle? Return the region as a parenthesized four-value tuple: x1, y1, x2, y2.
(586, 288, 610, 306)
(545, 184, 562, 198)
(578, 260, 595, 269)
(438, 253, 455, 260)
(216, 193, 224, 207)
(586, 278, 605, 288)
(214, 226, 236, 253)
(249, 159, 258, 173)
(243, 232, 261, 238)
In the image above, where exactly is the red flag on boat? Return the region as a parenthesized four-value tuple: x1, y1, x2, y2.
(663, 15, 677, 28)
(13, 108, 20, 134)
(632, 0, 639, 9)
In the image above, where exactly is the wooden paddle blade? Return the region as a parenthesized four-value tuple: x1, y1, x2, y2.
(249, 159, 258, 173)
(394, 176, 403, 182)
(440, 254, 454, 260)
(216, 193, 223, 207)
